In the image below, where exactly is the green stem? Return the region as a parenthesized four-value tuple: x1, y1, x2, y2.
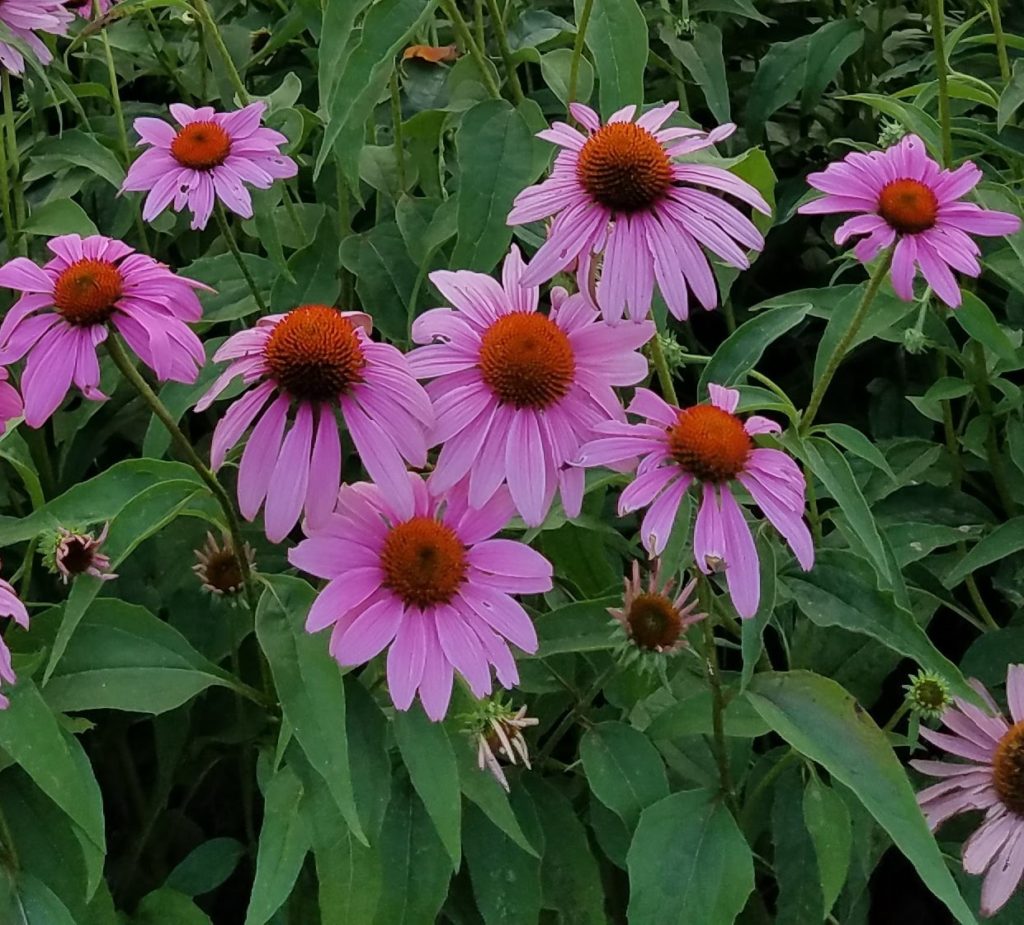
(568, 0, 595, 108)
(192, 0, 250, 104)
(988, 0, 1011, 82)
(99, 18, 151, 252)
(965, 573, 1000, 631)
(968, 340, 1017, 517)
(485, 0, 525, 104)
(213, 204, 268, 314)
(648, 333, 679, 405)
(928, 0, 953, 167)
(536, 664, 615, 765)
(105, 335, 259, 615)
(389, 73, 408, 191)
(1, 72, 24, 256)
(474, 0, 486, 50)
(439, 0, 501, 99)
(699, 579, 739, 814)
(800, 251, 893, 434)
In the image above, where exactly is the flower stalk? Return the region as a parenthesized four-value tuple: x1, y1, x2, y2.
(214, 203, 269, 314)
(800, 250, 893, 434)
(105, 335, 259, 614)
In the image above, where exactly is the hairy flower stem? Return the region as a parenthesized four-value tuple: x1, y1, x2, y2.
(438, 0, 502, 99)
(214, 203, 269, 314)
(699, 578, 738, 814)
(485, 0, 525, 104)
(192, 0, 250, 105)
(1, 72, 24, 256)
(105, 335, 259, 615)
(800, 251, 893, 434)
(568, 0, 596, 108)
(389, 73, 407, 190)
(648, 332, 679, 405)
(928, 0, 953, 167)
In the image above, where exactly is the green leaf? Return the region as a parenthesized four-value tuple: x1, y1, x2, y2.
(524, 779, 605, 925)
(953, 292, 1018, 363)
(691, 0, 771, 25)
(531, 596, 619, 656)
(627, 789, 754, 924)
(579, 722, 668, 829)
(997, 59, 1024, 132)
(42, 599, 236, 714)
(293, 745, 383, 925)
(270, 218, 341, 311)
(962, 627, 1024, 690)
(660, 24, 730, 124)
(801, 437, 893, 587)
(0, 679, 105, 854)
(814, 423, 896, 482)
(747, 671, 977, 925)
(373, 779, 451, 925)
(182, 252, 275, 322)
(698, 303, 810, 395)
(318, 0, 375, 110)
(801, 20, 863, 113)
(575, 0, 647, 113)
(23, 200, 98, 238)
(840, 94, 943, 155)
(246, 766, 310, 925)
(774, 764, 824, 924)
(338, 221, 418, 343)
(0, 459, 203, 546)
(944, 517, 1024, 588)
(0, 769, 95, 918)
(13, 874, 77, 925)
(44, 480, 208, 685)
(803, 774, 852, 917)
(25, 130, 125, 187)
(317, 0, 437, 184)
(646, 689, 771, 739)
(786, 549, 970, 700)
(741, 537, 776, 688)
(452, 101, 543, 274)
(131, 888, 212, 925)
(255, 575, 364, 844)
(463, 800, 543, 925)
(456, 741, 538, 855)
(166, 838, 245, 898)
(539, 48, 595, 107)
(393, 706, 461, 870)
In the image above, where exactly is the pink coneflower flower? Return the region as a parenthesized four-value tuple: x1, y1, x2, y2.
(609, 559, 705, 660)
(63, 0, 113, 17)
(195, 305, 432, 543)
(0, 234, 207, 427)
(289, 475, 552, 721)
(0, 0, 72, 74)
(798, 134, 1021, 308)
(575, 384, 813, 618)
(122, 102, 297, 231)
(912, 665, 1024, 917)
(507, 102, 769, 322)
(0, 369, 21, 433)
(408, 246, 653, 527)
(53, 524, 116, 584)
(0, 560, 29, 710)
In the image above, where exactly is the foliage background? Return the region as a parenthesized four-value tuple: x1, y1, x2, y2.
(0, 0, 1023, 922)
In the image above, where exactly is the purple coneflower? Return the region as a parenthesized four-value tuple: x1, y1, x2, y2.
(799, 134, 1021, 308)
(576, 384, 812, 618)
(289, 476, 551, 721)
(508, 102, 769, 322)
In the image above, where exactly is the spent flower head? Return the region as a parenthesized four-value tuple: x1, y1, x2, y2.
(193, 532, 255, 600)
(461, 697, 538, 792)
(45, 524, 116, 584)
